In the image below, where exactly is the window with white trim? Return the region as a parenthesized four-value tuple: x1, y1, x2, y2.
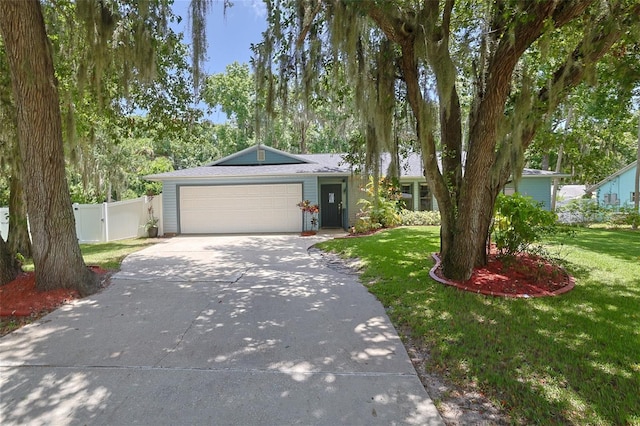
(401, 184, 414, 210)
(419, 184, 432, 211)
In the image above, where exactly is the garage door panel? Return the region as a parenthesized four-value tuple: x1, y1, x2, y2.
(179, 184, 302, 234)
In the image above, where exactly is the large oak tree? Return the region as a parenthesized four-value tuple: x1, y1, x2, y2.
(0, 0, 199, 288)
(257, 0, 640, 280)
(0, 0, 97, 293)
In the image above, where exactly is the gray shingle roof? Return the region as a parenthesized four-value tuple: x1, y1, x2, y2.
(146, 153, 352, 180)
(146, 150, 569, 181)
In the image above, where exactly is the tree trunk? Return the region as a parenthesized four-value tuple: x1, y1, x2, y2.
(634, 114, 640, 229)
(441, 174, 500, 280)
(541, 154, 550, 171)
(550, 144, 564, 211)
(8, 142, 32, 258)
(0, 0, 97, 296)
(0, 234, 19, 286)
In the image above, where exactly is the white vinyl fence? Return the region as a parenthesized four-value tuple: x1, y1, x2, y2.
(0, 194, 162, 244)
(0, 207, 8, 240)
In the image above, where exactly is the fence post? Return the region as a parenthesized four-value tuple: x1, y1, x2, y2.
(102, 202, 109, 243)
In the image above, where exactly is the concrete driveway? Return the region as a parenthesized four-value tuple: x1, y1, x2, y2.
(0, 234, 443, 425)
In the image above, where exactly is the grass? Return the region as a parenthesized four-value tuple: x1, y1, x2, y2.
(21, 238, 157, 271)
(317, 226, 640, 425)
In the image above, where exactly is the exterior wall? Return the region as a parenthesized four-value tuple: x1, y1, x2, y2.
(162, 176, 317, 234)
(596, 165, 637, 208)
(398, 177, 551, 212)
(504, 178, 553, 210)
(346, 175, 367, 227)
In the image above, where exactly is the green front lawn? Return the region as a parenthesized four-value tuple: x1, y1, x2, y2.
(317, 226, 640, 425)
(21, 238, 156, 271)
(80, 238, 157, 269)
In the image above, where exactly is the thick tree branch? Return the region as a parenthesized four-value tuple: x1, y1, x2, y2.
(296, 0, 323, 48)
(442, 0, 454, 39)
(362, 1, 408, 44)
(551, 0, 594, 28)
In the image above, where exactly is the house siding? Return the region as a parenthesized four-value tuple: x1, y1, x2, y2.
(162, 176, 316, 234)
(595, 164, 637, 208)
(507, 178, 553, 210)
(347, 175, 367, 227)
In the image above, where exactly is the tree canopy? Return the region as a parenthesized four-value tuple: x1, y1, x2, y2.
(255, 0, 640, 280)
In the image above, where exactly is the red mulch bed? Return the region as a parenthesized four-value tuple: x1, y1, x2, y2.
(0, 266, 108, 318)
(430, 250, 575, 298)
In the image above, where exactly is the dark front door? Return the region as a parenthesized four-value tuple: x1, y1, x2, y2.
(321, 184, 342, 228)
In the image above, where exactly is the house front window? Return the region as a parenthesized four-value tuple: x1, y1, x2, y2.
(419, 184, 432, 211)
(401, 184, 414, 210)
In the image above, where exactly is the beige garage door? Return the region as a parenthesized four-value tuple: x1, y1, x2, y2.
(179, 184, 303, 234)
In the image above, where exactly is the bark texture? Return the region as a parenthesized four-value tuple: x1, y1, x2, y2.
(8, 143, 32, 258)
(0, 235, 19, 286)
(0, 0, 97, 295)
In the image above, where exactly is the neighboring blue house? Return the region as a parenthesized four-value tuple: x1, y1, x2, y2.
(147, 145, 567, 234)
(502, 169, 571, 210)
(587, 161, 638, 209)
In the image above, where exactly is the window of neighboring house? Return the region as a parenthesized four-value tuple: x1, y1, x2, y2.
(604, 193, 619, 205)
(632, 192, 639, 203)
(419, 184, 432, 211)
(257, 148, 266, 162)
(401, 184, 413, 210)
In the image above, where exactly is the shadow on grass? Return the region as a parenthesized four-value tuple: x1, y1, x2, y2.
(549, 226, 640, 263)
(322, 226, 640, 425)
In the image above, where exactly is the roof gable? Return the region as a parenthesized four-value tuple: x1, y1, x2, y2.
(586, 160, 638, 192)
(208, 145, 309, 166)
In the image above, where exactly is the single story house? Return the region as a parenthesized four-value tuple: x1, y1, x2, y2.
(146, 145, 568, 234)
(586, 160, 638, 208)
(556, 184, 588, 207)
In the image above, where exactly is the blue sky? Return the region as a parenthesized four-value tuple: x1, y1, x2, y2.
(171, 1, 267, 121)
(172, 0, 267, 75)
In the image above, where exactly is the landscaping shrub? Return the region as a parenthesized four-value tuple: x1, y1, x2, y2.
(609, 206, 640, 228)
(492, 193, 558, 257)
(356, 177, 402, 231)
(352, 216, 382, 234)
(399, 209, 441, 226)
